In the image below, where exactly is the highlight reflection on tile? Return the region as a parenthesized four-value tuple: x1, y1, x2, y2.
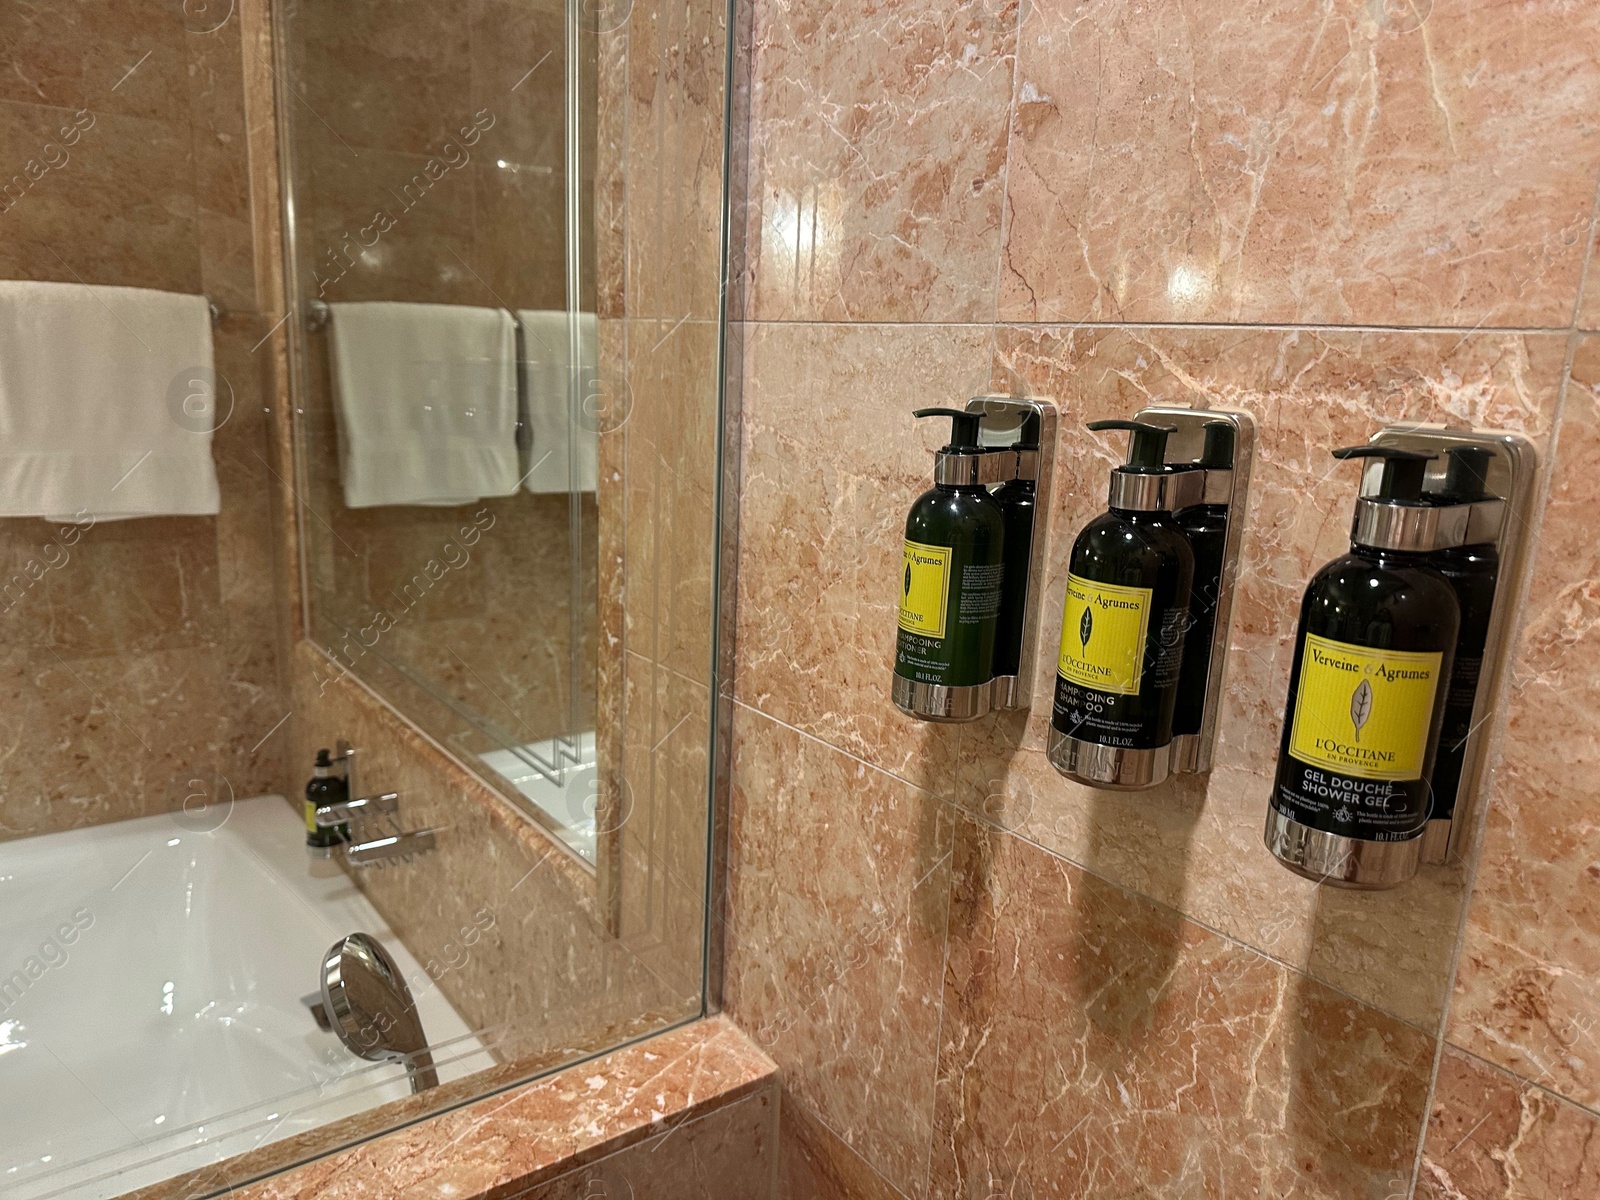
(747, 0, 1016, 322)
(1000, 0, 1600, 327)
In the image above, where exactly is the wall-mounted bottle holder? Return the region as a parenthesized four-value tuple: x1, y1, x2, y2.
(891, 397, 1058, 723)
(1047, 406, 1255, 789)
(1263, 425, 1537, 889)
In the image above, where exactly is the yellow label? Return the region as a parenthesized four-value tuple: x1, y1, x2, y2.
(304, 798, 317, 833)
(1055, 574, 1152, 696)
(898, 541, 951, 638)
(1288, 634, 1443, 781)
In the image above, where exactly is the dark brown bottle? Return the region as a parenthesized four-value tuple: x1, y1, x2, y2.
(1266, 447, 1460, 889)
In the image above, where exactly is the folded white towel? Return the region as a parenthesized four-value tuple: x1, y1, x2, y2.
(517, 310, 599, 495)
(328, 302, 520, 508)
(0, 280, 220, 520)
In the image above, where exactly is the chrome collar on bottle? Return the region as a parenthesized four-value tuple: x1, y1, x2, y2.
(1106, 468, 1204, 514)
(933, 451, 983, 486)
(1351, 497, 1505, 554)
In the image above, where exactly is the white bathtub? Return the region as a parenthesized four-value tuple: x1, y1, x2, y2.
(0, 795, 494, 1200)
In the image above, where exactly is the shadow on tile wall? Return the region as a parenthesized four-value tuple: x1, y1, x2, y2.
(722, 0, 1600, 1197)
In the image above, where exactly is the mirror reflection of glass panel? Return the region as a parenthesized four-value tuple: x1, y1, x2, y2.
(284, 0, 604, 866)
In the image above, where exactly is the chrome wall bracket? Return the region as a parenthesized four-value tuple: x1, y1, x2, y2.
(317, 742, 441, 868)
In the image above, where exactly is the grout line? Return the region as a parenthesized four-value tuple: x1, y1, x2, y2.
(1439, 1041, 1600, 1124)
(733, 317, 1573, 335)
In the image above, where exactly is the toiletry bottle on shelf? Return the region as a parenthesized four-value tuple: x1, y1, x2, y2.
(305, 748, 346, 863)
(1048, 420, 1194, 789)
(892, 408, 1006, 722)
(1171, 421, 1235, 744)
(1421, 446, 1500, 860)
(990, 410, 1040, 695)
(1265, 446, 1461, 889)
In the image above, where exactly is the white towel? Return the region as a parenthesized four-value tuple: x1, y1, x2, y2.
(517, 311, 599, 495)
(0, 280, 220, 520)
(328, 302, 520, 508)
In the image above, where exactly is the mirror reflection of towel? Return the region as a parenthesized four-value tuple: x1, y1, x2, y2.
(328, 302, 520, 508)
(517, 311, 598, 495)
(0, 280, 220, 520)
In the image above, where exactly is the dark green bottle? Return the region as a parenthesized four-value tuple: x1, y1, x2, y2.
(1424, 447, 1500, 844)
(1172, 421, 1235, 739)
(1049, 420, 1194, 789)
(892, 408, 1005, 723)
(305, 747, 347, 858)
(1265, 447, 1461, 889)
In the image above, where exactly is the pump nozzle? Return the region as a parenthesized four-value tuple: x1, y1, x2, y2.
(914, 407, 985, 453)
(1198, 421, 1235, 470)
(1011, 410, 1041, 450)
(1331, 445, 1435, 503)
(1087, 420, 1179, 473)
(1439, 446, 1496, 502)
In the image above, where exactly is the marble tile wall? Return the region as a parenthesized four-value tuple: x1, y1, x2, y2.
(0, 1, 292, 840)
(723, 1, 1600, 1196)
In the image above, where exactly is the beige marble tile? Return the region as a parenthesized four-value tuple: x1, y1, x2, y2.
(624, 317, 721, 685)
(0, 4, 83, 109)
(724, 703, 953, 1195)
(1448, 335, 1600, 1109)
(1419, 1048, 1600, 1200)
(735, 322, 1001, 785)
(780, 1093, 908, 1200)
(1000, 0, 1600, 327)
(930, 813, 1436, 1200)
(296, 0, 473, 158)
(624, 0, 729, 322)
(523, 1088, 777, 1200)
(0, 100, 200, 293)
(745, 0, 1015, 322)
(617, 650, 713, 1003)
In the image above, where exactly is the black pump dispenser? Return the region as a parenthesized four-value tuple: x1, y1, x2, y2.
(1091, 419, 1177, 472)
(1422, 445, 1502, 853)
(1334, 444, 1430, 503)
(1172, 421, 1236, 740)
(1049, 420, 1195, 787)
(1439, 445, 1494, 502)
(893, 409, 1006, 721)
(915, 407, 985, 453)
(991, 412, 1042, 683)
(1266, 445, 1461, 888)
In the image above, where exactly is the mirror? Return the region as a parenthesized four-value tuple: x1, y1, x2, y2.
(281, 0, 607, 868)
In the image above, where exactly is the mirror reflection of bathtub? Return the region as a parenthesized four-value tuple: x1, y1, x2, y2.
(0, 797, 493, 1200)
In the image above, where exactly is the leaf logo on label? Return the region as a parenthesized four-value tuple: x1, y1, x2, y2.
(1350, 678, 1373, 743)
(1079, 607, 1093, 650)
(904, 564, 912, 596)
